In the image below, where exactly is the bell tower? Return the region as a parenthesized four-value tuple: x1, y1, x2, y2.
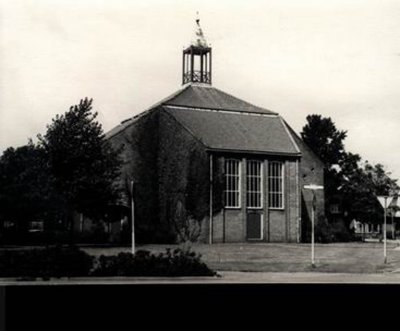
(182, 16, 212, 85)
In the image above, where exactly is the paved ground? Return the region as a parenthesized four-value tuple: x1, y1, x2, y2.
(4, 242, 400, 284)
(83, 241, 400, 273)
(3, 270, 400, 285)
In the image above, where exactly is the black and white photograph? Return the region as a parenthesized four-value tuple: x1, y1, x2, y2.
(1, 0, 400, 300)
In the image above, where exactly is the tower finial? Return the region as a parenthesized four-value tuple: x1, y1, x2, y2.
(192, 12, 208, 48)
(182, 13, 212, 85)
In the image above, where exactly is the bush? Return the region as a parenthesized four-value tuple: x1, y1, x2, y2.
(0, 245, 93, 279)
(91, 247, 216, 277)
(0, 246, 216, 279)
(315, 219, 353, 243)
(175, 218, 202, 243)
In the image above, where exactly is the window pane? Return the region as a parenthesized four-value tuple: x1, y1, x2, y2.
(246, 160, 262, 208)
(268, 162, 284, 209)
(224, 159, 241, 207)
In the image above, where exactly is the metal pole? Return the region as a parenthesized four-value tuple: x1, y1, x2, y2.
(131, 180, 135, 255)
(200, 53, 204, 83)
(209, 154, 213, 245)
(311, 192, 315, 267)
(209, 48, 212, 85)
(303, 185, 323, 268)
(190, 47, 194, 82)
(391, 211, 395, 240)
(182, 51, 185, 85)
(384, 197, 387, 264)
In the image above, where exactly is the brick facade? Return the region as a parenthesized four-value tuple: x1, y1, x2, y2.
(210, 155, 301, 243)
(288, 125, 325, 242)
(105, 100, 324, 244)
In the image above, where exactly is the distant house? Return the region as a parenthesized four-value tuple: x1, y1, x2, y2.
(350, 219, 382, 240)
(101, 20, 325, 244)
(348, 196, 400, 241)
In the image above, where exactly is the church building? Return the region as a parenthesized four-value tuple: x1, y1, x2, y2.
(105, 19, 325, 244)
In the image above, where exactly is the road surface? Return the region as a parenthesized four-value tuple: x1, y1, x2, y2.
(2, 270, 400, 285)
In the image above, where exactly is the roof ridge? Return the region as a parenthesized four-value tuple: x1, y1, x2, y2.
(283, 120, 325, 167)
(143, 83, 192, 112)
(105, 84, 192, 139)
(164, 84, 278, 115)
(210, 85, 278, 115)
(163, 104, 279, 118)
(278, 116, 301, 154)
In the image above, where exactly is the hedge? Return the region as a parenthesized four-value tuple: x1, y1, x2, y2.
(0, 245, 93, 279)
(91, 248, 216, 277)
(0, 246, 216, 279)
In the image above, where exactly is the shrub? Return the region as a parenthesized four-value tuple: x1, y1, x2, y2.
(315, 219, 354, 243)
(91, 247, 216, 277)
(175, 218, 202, 243)
(0, 246, 216, 279)
(0, 245, 93, 279)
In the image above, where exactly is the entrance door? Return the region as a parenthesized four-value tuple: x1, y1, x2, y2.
(247, 212, 263, 240)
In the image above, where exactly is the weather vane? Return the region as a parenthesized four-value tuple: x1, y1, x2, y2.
(193, 11, 208, 48)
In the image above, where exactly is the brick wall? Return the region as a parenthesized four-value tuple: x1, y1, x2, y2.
(287, 125, 325, 242)
(211, 155, 301, 243)
(106, 109, 319, 244)
(158, 109, 211, 243)
(108, 109, 161, 243)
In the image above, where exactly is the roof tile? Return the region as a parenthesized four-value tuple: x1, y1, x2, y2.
(164, 106, 299, 155)
(165, 84, 277, 115)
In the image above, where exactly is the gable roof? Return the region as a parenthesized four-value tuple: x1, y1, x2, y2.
(164, 105, 300, 156)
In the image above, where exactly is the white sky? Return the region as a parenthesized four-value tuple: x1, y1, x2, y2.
(1, 0, 400, 180)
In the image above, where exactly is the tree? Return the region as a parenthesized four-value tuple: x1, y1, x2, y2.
(301, 115, 347, 168)
(301, 115, 350, 219)
(364, 162, 398, 196)
(38, 98, 122, 230)
(0, 141, 64, 237)
(301, 114, 399, 230)
(340, 161, 398, 225)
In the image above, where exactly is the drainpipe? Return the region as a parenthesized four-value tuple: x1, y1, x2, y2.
(296, 159, 300, 243)
(209, 154, 213, 245)
(131, 180, 135, 255)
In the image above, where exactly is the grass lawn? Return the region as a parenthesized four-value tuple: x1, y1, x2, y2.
(82, 241, 400, 274)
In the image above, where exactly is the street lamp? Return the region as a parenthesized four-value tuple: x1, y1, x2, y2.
(304, 184, 324, 267)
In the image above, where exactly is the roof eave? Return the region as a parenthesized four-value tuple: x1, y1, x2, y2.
(205, 147, 302, 158)
(165, 103, 278, 116)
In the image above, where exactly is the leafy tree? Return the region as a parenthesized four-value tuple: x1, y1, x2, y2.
(301, 115, 347, 168)
(363, 162, 398, 196)
(340, 161, 399, 225)
(38, 98, 122, 230)
(300, 115, 350, 219)
(0, 141, 64, 234)
(301, 114, 399, 231)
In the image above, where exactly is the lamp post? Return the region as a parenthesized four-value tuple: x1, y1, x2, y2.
(304, 184, 324, 267)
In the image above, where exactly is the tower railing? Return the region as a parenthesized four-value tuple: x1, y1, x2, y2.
(183, 71, 211, 84)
